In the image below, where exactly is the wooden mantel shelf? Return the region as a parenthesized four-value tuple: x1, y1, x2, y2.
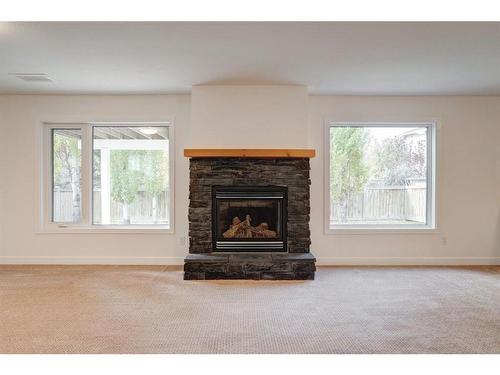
(184, 149, 316, 158)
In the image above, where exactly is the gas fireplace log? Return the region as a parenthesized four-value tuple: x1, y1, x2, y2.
(222, 215, 277, 239)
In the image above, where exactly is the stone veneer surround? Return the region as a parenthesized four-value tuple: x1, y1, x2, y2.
(185, 157, 316, 280)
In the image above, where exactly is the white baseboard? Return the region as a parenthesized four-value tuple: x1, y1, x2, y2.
(316, 257, 500, 266)
(0, 256, 185, 265)
(1, 256, 499, 266)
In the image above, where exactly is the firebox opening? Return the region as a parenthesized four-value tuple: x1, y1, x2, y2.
(212, 186, 287, 252)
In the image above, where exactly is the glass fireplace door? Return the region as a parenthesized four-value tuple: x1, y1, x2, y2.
(213, 186, 287, 252)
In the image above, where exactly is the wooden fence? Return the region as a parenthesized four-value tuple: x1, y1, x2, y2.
(330, 186, 426, 224)
(53, 190, 170, 224)
(55, 186, 425, 225)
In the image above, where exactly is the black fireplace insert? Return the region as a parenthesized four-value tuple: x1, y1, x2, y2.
(212, 186, 287, 252)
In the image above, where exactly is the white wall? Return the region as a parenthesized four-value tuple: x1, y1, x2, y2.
(191, 85, 308, 148)
(0, 95, 191, 264)
(0, 93, 498, 265)
(0, 96, 6, 253)
(309, 96, 500, 265)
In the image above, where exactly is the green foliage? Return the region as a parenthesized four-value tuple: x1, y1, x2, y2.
(110, 150, 168, 205)
(142, 150, 168, 197)
(330, 127, 369, 204)
(110, 150, 143, 205)
(93, 150, 101, 189)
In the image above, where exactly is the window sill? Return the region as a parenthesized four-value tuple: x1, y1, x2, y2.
(36, 225, 174, 234)
(325, 226, 439, 235)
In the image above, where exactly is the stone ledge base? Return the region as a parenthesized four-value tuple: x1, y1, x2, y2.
(184, 253, 316, 280)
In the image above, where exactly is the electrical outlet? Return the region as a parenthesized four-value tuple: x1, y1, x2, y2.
(441, 236, 447, 246)
(179, 236, 186, 246)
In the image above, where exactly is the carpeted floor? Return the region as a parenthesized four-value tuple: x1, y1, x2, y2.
(0, 265, 499, 354)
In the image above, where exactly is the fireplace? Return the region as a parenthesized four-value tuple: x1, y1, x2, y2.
(213, 186, 287, 252)
(184, 149, 316, 280)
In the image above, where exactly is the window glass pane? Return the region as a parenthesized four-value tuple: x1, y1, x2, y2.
(92, 126, 170, 226)
(330, 126, 428, 226)
(52, 129, 82, 222)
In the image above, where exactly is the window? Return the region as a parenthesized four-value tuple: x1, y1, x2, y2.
(326, 122, 435, 231)
(42, 123, 173, 232)
(52, 129, 82, 223)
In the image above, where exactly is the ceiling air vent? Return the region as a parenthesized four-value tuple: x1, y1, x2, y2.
(9, 73, 53, 82)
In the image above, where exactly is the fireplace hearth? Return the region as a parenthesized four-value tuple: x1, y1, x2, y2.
(184, 149, 316, 280)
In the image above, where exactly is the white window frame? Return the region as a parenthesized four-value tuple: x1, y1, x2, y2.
(324, 121, 437, 234)
(39, 121, 175, 234)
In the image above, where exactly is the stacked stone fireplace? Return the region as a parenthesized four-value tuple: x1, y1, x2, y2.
(184, 150, 316, 280)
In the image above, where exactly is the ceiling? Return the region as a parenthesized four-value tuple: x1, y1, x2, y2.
(1, 22, 500, 95)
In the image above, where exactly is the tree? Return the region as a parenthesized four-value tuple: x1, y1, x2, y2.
(330, 127, 369, 222)
(110, 150, 143, 224)
(373, 135, 426, 186)
(142, 150, 168, 223)
(110, 149, 168, 224)
(93, 150, 101, 189)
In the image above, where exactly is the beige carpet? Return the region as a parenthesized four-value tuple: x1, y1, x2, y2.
(0, 265, 499, 354)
